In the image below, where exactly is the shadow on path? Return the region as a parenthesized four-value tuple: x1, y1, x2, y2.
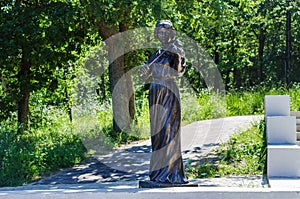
(34, 142, 221, 185)
(34, 145, 151, 185)
(33, 115, 262, 185)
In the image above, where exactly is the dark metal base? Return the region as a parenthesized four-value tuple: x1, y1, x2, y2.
(139, 180, 199, 188)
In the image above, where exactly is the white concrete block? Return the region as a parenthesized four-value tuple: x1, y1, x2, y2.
(266, 116, 296, 144)
(268, 145, 300, 177)
(265, 95, 290, 117)
(269, 177, 300, 188)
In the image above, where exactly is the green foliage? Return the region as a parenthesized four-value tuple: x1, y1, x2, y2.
(0, 121, 86, 187)
(186, 119, 266, 178)
(181, 87, 265, 125)
(177, 84, 300, 125)
(183, 84, 300, 121)
(176, 0, 300, 89)
(226, 89, 265, 116)
(0, 0, 96, 126)
(181, 89, 227, 122)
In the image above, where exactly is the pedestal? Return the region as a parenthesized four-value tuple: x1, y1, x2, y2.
(139, 180, 198, 188)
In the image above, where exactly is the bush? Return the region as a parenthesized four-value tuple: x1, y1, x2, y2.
(0, 123, 86, 187)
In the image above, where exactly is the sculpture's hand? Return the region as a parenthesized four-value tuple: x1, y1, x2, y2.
(140, 64, 151, 81)
(164, 41, 184, 56)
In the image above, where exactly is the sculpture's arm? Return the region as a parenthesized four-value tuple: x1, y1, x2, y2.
(165, 40, 186, 76)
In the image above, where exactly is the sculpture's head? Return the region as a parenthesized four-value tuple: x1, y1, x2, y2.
(154, 20, 176, 45)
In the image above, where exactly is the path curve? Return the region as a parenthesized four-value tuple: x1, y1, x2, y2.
(33, 115, 263, 185)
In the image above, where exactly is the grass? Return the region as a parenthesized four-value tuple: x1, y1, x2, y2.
(186, 119, 266, 178)
(0, 120, 86, 186)
(181, 86, 266, 124)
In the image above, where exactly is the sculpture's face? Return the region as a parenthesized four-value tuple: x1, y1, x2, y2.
(156, 27, 171, 44)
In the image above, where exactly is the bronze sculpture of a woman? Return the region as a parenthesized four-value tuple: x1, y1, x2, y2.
(140, 20, 187, 184)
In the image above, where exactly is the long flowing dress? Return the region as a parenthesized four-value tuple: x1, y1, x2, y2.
(141, 40, 187, 184)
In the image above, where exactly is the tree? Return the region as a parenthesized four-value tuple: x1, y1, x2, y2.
(175, 0, 300, 89)
(80, 0, 166, 132)
(257, 0, 296, 85)
(0, 1, 90, 131)
(175, 0, 257, 89)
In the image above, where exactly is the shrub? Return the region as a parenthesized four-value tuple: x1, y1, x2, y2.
(0, 123, 86, 187)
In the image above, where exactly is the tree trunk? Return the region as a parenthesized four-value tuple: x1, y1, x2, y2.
(108, 52, 134, 132)
(258, 24, 265, 83)
(120, 22, 136, 126)
(98, 22, 136, 132)
(213, 30, 221, 91)
(231, 21, 241, 89)
(63, 68, 72, 122)
(225, 70, 230, 90)
(233, 68, 241, 88)
(285, 0, 292, 84)
(125, 67, 136, 124)
(108, 55, 127, 132)
(64, 87, 72, 122)
(1, 74, 6, 92)
(18, 50, 31, 132)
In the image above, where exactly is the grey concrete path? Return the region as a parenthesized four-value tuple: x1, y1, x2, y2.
(3, 115, 300, 199)
(1, 183, 300, 199)
(30, 115, 263, 186)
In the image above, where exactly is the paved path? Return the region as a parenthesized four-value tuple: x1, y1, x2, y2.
(31, 115, 263, 186)
(4, 115, 300, 199)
